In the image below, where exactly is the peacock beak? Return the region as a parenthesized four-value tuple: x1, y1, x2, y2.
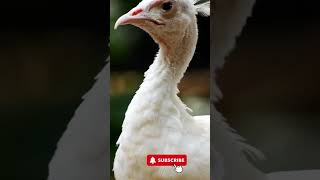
(114, 7, 164, 30)
(114, 14, 131, 29)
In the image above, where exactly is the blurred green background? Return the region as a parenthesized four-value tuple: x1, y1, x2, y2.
(110, 0, 210, 179)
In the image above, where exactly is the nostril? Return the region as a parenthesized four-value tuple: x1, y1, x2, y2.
(132, 8, 143, 16)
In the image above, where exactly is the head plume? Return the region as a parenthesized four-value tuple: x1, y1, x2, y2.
(192, 0, 210, 16)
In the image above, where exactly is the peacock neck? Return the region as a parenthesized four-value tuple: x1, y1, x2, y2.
(143, 22, 198, 90)
(121, 22, 198, 133)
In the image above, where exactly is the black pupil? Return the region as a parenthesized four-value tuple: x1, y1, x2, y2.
(162, 2, 172, 11)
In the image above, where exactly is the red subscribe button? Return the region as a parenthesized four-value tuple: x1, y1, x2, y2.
(146, 154, 187, 166)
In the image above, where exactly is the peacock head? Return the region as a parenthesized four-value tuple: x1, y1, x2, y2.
(114, 0, 209, 48)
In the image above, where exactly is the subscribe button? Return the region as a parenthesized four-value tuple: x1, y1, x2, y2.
(146, 154, 187, 166)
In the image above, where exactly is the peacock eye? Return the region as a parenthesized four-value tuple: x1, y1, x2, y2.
(162, 2, 173, 11)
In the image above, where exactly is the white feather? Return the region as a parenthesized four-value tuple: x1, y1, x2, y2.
(193, 0, 210, 17)
(113, 1, 210, 179)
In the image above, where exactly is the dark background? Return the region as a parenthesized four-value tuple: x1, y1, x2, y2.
(0, 0, 108, 179)
(219, 0, 320, 173)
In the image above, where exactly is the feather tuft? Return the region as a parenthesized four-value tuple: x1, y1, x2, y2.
(193, 0, 210, 16)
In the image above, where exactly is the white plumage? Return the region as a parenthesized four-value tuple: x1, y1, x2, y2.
(46, 0, 320, 180)
(113, 0, 210, 179)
